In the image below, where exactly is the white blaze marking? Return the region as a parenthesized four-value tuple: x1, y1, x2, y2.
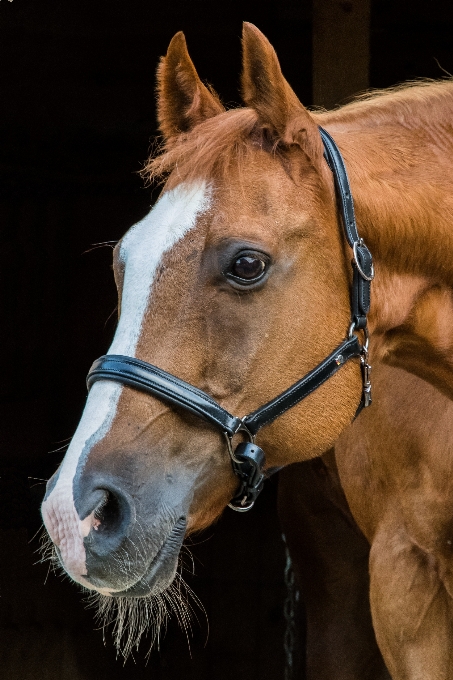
(42, 381, 122, 583)
(42, 182, 211, 584)
(110, 182, 211, 355)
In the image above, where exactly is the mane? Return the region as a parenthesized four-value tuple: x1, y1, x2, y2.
(143, 107, 264, 189)
(316, 78, 453, 129)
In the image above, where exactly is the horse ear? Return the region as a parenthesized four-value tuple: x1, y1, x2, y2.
(157, 32, 224, 140)
(241, 23, 323, 163)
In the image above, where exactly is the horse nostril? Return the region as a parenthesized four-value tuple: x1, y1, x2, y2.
(74, 479, 133, 551)
(92, 489, 122, 534)
(78, 482, 133, 560)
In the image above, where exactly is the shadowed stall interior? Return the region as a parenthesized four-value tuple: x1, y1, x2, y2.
(1, 0, 452, 678)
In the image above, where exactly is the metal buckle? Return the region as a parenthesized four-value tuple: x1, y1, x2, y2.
(348, 322, 369, 349)
(224, 427, 255, 464)
(225, 428, 264, 512)
(359, 328, 372, 408)
(361, 357, 372, 408)
(353, 239, 375, 281)
(348, 324, 372, 408)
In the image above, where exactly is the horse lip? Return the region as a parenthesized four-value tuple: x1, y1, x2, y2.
(109, 516, 187, 597)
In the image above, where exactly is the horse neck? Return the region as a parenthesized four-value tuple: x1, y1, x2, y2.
(319, 83, 453, 279)
(317, 83, 453, 397)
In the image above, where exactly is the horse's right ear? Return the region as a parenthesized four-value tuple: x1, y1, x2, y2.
(157, 32, 224, 140)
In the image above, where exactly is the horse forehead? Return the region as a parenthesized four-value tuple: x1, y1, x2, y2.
(217, 165, 292, 214)
(107, 181, 212, 358)
(119, 182, 212, 264)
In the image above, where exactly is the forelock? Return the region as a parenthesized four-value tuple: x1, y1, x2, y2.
(142, 107, 288, 189)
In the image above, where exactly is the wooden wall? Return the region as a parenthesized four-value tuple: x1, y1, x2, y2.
(313, 0, 370, 108)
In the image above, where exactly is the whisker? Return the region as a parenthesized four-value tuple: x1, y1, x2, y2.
(104, 306, 118, 328)
(37, 526, 208, 659)
(48, 443, 70, 454)
(83, 241, 118, 255)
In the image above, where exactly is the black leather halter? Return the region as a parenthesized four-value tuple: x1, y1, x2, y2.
(87, 127, 374, 511)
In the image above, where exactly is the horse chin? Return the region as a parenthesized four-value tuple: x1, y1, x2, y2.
(79, 515, 187, 598)
(109, 516, 186, 598)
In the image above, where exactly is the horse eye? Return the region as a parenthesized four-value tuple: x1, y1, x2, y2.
(226, 252, 269, 285)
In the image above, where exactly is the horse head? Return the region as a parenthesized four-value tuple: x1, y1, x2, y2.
(41, 23, 362, 610)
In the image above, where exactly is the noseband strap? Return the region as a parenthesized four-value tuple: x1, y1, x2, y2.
(87, 354, 244, 437)
(86, 127, 374, 511)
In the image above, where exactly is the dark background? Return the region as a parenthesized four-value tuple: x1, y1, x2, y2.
(0, 1, 452, 678)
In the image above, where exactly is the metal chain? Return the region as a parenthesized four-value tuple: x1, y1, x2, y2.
(282, 534, 299, 680)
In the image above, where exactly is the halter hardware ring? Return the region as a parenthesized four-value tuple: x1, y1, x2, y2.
(348, 322, 369, 353)
(224, 429, 255, 464)
(353, 239, 375, 281)
(225, 427, 264, 513)
(228, 498, 255, 513)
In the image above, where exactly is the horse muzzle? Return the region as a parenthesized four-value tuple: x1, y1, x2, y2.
(42, 467, 190, 596)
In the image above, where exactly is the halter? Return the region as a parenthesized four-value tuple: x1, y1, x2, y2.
(86, 127, 374, 512)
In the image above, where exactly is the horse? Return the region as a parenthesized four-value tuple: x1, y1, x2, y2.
(280, 361, 453, 680)
(41, 21, 453, 670)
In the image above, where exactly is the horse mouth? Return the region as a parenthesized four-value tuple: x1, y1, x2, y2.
(108, 516, 187, 598)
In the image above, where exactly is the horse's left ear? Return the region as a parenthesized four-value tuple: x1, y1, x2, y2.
(157, 32, 225, 140)
(241, 23, 323, 164)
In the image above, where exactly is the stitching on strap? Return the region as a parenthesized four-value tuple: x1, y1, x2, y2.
(245, 337, 360, 430)
(89, 356, 240, 432)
